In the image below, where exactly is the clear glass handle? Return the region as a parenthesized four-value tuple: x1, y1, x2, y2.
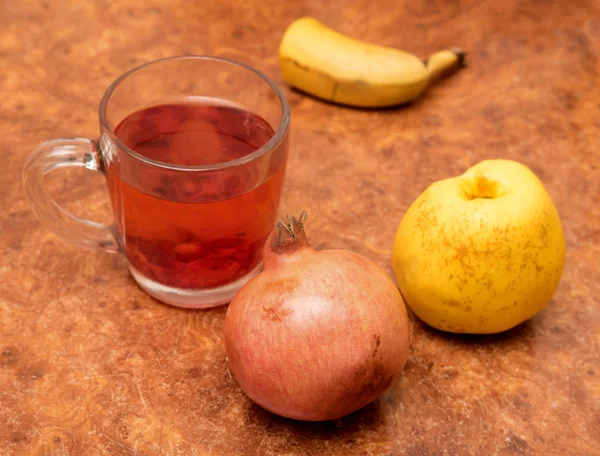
(22, 138, 121, 253)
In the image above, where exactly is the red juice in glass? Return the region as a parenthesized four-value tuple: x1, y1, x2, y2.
(106, 97, 287, 293)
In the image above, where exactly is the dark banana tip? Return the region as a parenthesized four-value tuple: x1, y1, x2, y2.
(451, 47, 467, 68)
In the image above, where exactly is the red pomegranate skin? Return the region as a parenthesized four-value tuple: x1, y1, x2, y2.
(224, 217, 410, 421)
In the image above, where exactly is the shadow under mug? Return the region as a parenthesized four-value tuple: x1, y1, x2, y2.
(22, 56, 291, 309)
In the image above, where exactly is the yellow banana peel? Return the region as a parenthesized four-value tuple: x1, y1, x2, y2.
(279, 17, 466, 108)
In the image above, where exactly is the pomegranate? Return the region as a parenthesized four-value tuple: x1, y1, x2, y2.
(224, 212, 410, 421)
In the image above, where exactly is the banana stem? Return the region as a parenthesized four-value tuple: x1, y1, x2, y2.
(424, 48, 466, 83)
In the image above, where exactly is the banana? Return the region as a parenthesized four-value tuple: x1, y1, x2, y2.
(278, 17, 466, 108)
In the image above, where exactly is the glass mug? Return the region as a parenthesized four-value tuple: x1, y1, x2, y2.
(22, 56, 290, 308)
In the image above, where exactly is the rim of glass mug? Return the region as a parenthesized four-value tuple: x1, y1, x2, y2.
(98, 54, 291, 172)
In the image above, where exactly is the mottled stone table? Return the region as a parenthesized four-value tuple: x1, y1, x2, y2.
(1, 0, 599, 454)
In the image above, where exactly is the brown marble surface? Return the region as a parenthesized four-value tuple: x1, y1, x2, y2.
(1, 0, 599, 454)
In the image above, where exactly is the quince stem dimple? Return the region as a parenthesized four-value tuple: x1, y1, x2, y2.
(460, 170, 505, 200)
